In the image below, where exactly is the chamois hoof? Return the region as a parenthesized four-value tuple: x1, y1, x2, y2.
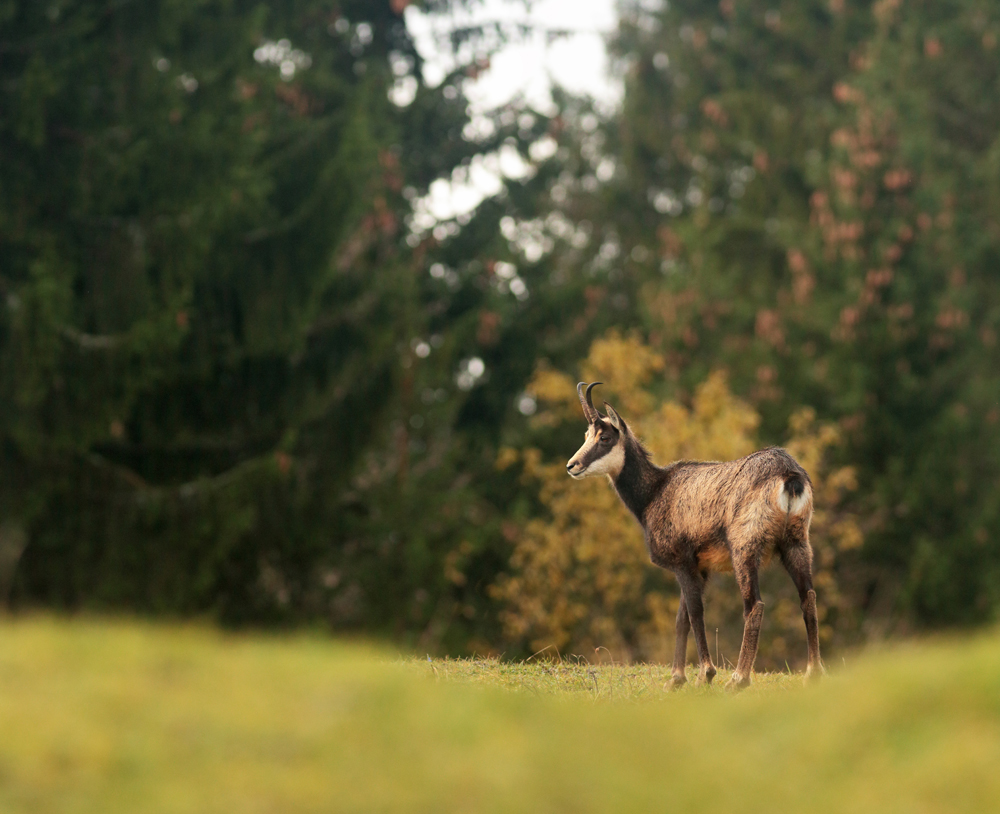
(665, 673, 687, 691)
(725, 672, 752, 692)
(804, 663, 827, 686)
(696, 665, 717, 685)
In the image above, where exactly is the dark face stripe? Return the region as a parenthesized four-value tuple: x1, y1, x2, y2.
(568, 421, 623, 475)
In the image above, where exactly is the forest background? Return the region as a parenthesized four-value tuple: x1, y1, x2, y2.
(2, 0, 999, 669)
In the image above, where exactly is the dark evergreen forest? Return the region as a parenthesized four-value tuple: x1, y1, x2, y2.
(2, 0, 999, 660)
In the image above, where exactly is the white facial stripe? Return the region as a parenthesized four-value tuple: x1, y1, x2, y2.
(582, 442, 625, 477)
(567, 424, 625, 479)
(568, 435, 598, 469)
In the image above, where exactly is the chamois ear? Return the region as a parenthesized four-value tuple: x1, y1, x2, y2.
(604, 402, 626, 432)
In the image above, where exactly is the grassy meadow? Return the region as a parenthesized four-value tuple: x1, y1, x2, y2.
(1, 617, 999, 813)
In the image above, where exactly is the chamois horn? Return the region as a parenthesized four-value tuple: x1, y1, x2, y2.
(577, 381, 603, 423)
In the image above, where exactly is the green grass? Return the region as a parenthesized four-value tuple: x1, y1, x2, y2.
(2, 616, 999, 813)
(405, 652, 804, 699)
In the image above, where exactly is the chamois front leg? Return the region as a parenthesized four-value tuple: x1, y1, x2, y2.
(727, 558, 763, 692)
(675, 569, 716, 685)
(668, 589, 691, 689)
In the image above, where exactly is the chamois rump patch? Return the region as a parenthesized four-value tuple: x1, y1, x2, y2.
(778, 478, 811, 515)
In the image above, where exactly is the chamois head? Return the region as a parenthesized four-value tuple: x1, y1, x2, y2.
(566, 382, 629, 479)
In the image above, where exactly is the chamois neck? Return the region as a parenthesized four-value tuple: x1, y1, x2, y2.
(611, 436, 663, 523)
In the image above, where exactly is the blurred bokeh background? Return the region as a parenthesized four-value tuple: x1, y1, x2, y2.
(2, 0, 999, 668)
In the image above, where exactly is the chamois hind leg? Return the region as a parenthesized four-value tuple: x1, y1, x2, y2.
(779, 537, 824, 681)
(675, 568, 716, 685)
(668, 588, 691, 689)
(726, 556, 763, 691)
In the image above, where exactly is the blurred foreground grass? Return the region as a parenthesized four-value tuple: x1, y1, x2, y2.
(2, 617, 999, 813)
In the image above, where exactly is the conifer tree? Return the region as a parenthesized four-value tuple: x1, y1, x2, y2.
(541, 0, 1000, 627)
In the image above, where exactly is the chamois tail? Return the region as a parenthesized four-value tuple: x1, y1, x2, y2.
(778, 472, 810, 515)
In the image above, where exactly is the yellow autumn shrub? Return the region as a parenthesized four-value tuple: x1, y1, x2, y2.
(492, 332, 860, 668)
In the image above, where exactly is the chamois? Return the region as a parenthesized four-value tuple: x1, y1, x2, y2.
(567, 382, 823, 689)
